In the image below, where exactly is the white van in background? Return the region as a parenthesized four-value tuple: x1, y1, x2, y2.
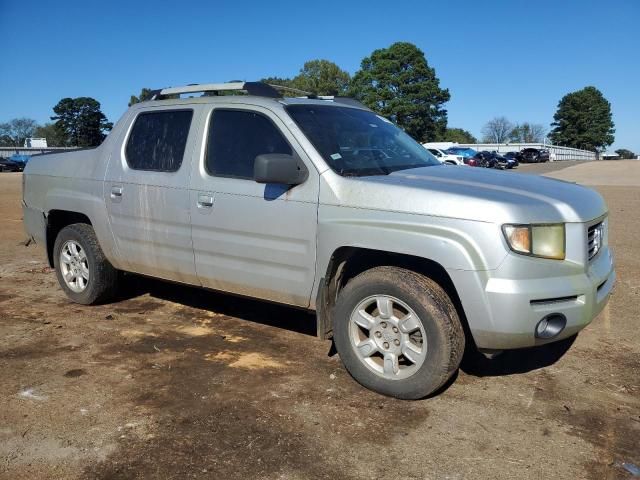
(422, 146, 465, 165)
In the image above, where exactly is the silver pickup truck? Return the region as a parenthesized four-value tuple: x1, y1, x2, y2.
(22, 82, 615, 399)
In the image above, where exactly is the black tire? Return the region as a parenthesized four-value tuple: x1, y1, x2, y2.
(53, 223, 118, 305)
(333, 266, 465, 399)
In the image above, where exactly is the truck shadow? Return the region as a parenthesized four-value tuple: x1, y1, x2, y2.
(422, 336, 577, 398)
(115, 273, 317, 337)
(460, 334, 577, 377)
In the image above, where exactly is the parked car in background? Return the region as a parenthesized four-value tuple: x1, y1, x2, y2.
(423, 147, 465, 165)
(504, 151, 522, 166)
(469, 151, 501, 169)
(0, 158, 24, 172)
(445, 147, 477, 159)
(520, 148, 550, 163)
(539, 149, 550, 162)
(489, 151, 517, 169)
(8, 154, 32, 165)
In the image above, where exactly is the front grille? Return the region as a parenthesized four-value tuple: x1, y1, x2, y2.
(587, 221, 604, 261)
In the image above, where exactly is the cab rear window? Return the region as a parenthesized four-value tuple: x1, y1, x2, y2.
(125, 110, 193, 172)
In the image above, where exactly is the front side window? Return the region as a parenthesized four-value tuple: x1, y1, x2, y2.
(286, 105, 440, 177)
(125, 110, 193, 172)
(206, 109, 292, 179)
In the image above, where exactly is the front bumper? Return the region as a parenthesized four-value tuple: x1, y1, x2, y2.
(452, 246, 616, 350)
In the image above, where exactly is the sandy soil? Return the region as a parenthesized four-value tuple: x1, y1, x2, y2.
(543, 160, 640, 186)
(1, 162, 638, 479)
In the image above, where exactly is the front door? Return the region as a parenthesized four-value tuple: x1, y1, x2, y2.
(105, 106, 201, 285)
(189, 105, 319, 307)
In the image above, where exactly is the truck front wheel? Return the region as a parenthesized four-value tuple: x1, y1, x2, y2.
(53, 223, 118, 305)
(333, 266, 465, 399)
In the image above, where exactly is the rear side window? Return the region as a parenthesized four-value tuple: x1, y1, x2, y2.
(126, 110, 193, 172)
(206, 109, 292, 179)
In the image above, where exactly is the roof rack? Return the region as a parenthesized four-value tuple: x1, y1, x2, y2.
(147, 81, 369, 109)
(150, 81, 282, 100)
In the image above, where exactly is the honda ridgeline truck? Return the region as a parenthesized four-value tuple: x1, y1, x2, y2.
(22, 82, 616, 399)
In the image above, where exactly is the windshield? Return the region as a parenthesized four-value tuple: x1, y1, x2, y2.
(286, 105, 440, 176)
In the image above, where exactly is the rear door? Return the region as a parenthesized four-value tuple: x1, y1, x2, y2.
(189, 104, 319, 307)
(105, 106, 202, 285)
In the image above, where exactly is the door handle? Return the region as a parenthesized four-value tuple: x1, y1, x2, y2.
(197, 193, 214, 208)
(110, 186, 123, 201)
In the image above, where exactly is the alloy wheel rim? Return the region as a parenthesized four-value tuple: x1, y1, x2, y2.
(59, 240, 89, 293)
(349, 295, 427, 380)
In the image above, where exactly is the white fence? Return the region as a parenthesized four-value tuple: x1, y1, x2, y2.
(425, 142, 597, 161)
(460, 143, 596, 161)
(0, 146, 81, 159)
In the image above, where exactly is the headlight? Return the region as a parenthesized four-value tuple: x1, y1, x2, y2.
(502, 224, 565, 260)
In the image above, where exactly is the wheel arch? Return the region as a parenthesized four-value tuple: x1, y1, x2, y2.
(45, 210, 93, 267)
(315, 246, 470, 343)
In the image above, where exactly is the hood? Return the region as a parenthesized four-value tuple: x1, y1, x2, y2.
(322, 165, 607, 224)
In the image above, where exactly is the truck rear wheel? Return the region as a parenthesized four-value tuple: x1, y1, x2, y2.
(333, 266, 465, 399)
(53, 223, 118, 305)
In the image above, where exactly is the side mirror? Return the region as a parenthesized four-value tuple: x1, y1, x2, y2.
(254, 153, 308, 185)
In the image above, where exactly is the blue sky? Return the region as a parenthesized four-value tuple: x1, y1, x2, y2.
(1, 0, 638, 152)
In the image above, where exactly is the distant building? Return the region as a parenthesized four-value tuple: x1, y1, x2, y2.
(24, 138, 48, 148)
(601, 152, 620, 160)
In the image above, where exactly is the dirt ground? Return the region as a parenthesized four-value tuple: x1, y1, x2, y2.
(1, 161, 639, 480)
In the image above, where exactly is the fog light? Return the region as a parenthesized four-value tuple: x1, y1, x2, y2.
(535, 313, 566, 339)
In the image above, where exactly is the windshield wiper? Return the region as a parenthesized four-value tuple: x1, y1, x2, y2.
(387, 164, 432, 174)
(339, 166, 392, 177)
(340, 170, 390, 177)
